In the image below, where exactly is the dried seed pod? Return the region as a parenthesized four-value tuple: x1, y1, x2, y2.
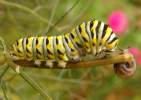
(114, 58, 136, 78)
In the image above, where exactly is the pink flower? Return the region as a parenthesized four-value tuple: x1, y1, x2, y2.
(108, 11, 128, 35)
(137, 57, 141, 65)
(129, 48, 140, 56)
(129, 47, 141, 65)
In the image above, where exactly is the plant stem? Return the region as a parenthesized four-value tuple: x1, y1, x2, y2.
(1, 80, 8, 100)
(12, 51, 134, 69)
(0, 65, 9, 80)
(18, 72, 52, 100)
(0, 0, 60, 33)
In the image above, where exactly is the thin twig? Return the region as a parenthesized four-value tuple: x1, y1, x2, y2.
(53, 0, 92, 32)
(0, 36, 7, 66)
(18, 71, 52, 100)
(47, 0, 80, 33)
(64, 0, 93, 31)
(0, 0, 61, 33)
(7, 62, 52, 99)
(0, 36, 7, 53)
(0, 65, 9, 80)
(1, 80, 8, 100)
(44, 0, 60, 34)
(29, 73, 83, 84)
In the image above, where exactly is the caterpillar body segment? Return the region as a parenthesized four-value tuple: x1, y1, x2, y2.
(10, 19, 119, 68)
(63, 33, 80, 61)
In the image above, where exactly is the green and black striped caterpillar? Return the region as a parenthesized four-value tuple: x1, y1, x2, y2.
(10, 19, 119, 68)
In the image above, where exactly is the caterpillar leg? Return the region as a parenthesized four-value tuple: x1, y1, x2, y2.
(71, 55, 81, 63)
(15, 65, 20, 73)
(10, 52, 22, 61)
(58, 60, 67, 68)
(96, 48, 125, 59)
(27, 33, 33, 37)
(104, 48, 124, 57)
(34, 60, 41, 66)
(34, 60, 54, 68)
(45, 60, 54, 68)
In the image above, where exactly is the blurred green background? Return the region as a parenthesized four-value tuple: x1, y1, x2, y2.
(0, 0, 141, 100)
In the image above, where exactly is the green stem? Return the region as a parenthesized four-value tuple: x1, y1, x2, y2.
(47, 0, 80, 33)
(0, 0, 60, 33)
(1, 80, 8, 100)
(0, 36, 7, 53)
(18, 71, 52, 100)
(0, 65, 10, 80)
(44, 0, 60, 34)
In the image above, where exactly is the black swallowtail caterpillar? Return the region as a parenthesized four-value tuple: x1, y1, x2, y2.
(10, 19, 119, 68)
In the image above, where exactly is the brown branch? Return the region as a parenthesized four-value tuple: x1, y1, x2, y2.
(11, 51, 134, 69)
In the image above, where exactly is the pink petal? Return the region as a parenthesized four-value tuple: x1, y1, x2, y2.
(129, 48, 140, 56)
(108, 11, 128, 35)
(137, 57, 141, 65)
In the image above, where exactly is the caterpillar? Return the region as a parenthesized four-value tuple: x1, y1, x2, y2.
(10, 19, 119, 68)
